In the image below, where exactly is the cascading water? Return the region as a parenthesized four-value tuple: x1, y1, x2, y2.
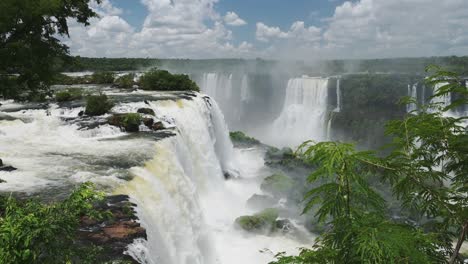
(407, 84, 418, 112)
(268, 76, 329, 147)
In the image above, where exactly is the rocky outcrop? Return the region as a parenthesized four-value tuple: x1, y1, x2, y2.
(137, 108, 155, 116)
(0, 159, 17, 172)
(77, 195, 146, 263)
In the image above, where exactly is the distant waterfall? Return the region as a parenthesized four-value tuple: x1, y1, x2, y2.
(240, 75, 249, 102)
(334, 78, 341, 113)
(407, 84, 418, 112)
(268, 77, 329, 147)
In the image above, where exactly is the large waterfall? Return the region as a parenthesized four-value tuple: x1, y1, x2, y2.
(0, 89, 309, 264)
(267, 77, 329, 147)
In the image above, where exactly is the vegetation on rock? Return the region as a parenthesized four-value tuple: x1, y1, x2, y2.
(138, 68, 199, 91)
(85, 94, 114, 116)
(0, 182, 104, 264)
(229, 131, 260, 146)
(114, 74, 135, 88)
(235, 208, 279, 233)
(55, 88, 84, 102)
(108, 113, 142, 132)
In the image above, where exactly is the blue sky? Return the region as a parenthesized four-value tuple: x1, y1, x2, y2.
(109, 0, 344, 46)
(66, 0, 468, 59)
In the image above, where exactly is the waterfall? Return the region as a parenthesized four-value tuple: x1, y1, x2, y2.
(334, 78, 341, 113)
(118, 96, 237, 264)
(407, 84, 418, 112)
(240, 75, 249, 102)
(268, 76, 329, 147)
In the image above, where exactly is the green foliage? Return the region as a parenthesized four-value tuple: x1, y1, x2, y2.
(138, 68, 199, 91)
(271, 66, 467, 263)
(55, 88, 84, 102)
(0, 182, 104, 264)
(114, 73, 135, 88)
(235, 208, 279, 233)
(85, 94, 114, 116)
(122, 113, 141, 132)
(90, 72, 115, 84)
(0, 0, 99, 100)
(229, 131, 260, 145)
(260, 174, 295, 197)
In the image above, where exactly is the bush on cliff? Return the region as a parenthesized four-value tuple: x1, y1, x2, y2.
(139, 68, 199, 91)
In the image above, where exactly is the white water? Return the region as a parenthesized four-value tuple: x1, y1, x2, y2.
(267, 77, 329, 147)
(407, 84, 418, 113)
(0, 91, 311, 264)
(117, 96, 310, 264)
(334, 78, 341, 113)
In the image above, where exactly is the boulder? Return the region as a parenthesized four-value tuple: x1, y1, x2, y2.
(142, 117, 154, 128)
(107, 113, 141, 133)
(235, 208, 279, 233)
(137, 108, 155, 116)
(0, 166, 17, 172)
(0, 160, 17, 172)
(152, 121, 165, 131)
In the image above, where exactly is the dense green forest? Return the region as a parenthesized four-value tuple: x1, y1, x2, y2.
(57, 56, 468, 75)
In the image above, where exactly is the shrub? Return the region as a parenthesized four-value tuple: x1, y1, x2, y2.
(90, 72, 115, 84)
(229, 131, 260, 145)
(55, 88, 84, 102)
(122, 113, 142, 132)
(114, 73, 135, 88)
(138, 68, 199, 91)
(0, 182, 104, 264)
(85, 94, 114, 116)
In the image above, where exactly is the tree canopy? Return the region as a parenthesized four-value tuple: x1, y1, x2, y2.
(0, 0, 100, 100)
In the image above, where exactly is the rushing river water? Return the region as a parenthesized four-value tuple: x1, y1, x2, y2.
(0, 86, 312, 263)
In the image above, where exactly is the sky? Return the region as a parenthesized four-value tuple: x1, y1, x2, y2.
(64, 0, 468, 60)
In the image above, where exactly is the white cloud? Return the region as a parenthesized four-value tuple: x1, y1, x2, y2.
(256, 0, 468, 59)
(67, 0, 253, 58)
(256, 21, 320, 43)
(65, 0, 468, 59)
(224, 12, 247, 26)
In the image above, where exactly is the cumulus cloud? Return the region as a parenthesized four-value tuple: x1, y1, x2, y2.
(224, 12, 247, 26)
(257, 0, 468, 59)
(65, 0, 468, 59)
(256, 21, 320, 43)
(66, 0, 254, 58)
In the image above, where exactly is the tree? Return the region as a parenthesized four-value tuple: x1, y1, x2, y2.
(271, 66, 467, 263)
(0, 0, 100, 100)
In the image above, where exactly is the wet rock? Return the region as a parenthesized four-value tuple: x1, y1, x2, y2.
(108, 113, 141, 133)
(142, 117, 154, 128)
(77, 195, 146, 263)
(0, 166, 17, 172)
(0, 160, 17, 172)
(78, 110, 84, 117)
(275, 219, 294, 233)
(151, 121, 165, 131)
(137, 108, 155, 116)
(235, 208, 279, 234)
